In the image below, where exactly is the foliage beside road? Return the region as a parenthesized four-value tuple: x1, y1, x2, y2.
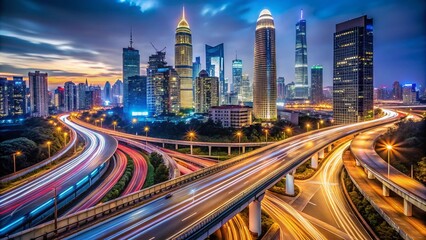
(101, 155, 134, 202)
(148, 152, 170, 184)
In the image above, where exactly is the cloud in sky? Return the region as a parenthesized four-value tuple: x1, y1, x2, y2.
(0, 0, 425, 89)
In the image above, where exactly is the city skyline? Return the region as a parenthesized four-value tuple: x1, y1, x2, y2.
(0, 0, 425, 89)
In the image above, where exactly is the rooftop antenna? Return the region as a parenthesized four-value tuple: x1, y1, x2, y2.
(130, 27, 133, 48)
(300, 9, 304, 20)
(182, 6, 185, 20)
(235, 50, 238, 60)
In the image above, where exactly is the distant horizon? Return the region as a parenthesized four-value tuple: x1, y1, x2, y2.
(1, 0, 425, 89)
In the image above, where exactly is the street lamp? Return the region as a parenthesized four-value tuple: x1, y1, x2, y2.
(63, 132, 68, 146)
(386, 144, 393, 179)
(283, 127, 291, 139)
(306, 123, 311, 132)
(56, 126, 62, 134)
(100, 117, 104, 128)
(113, 121, 117, 131)
(12, 151, 21, 173)
(236, 131, 242, 154)
(95, 119, 99, 126)
(144, 126, 150, 145)
(188, 131, 196, 155)
(318, 119, 324, 129)
(46, 141, 52, 158)
(264, 129, 269, 142)
(85, 117, 90, 122)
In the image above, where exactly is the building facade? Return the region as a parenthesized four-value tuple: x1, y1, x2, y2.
(175, 7, 193, 109)
(311, 65, 323, 104)
(195, 70, 219, 113)
(104, 81, 111, 104)
(241, 74, 252, 103)
(209, 105, 252, 128)
(333, 15, 374, 124)
(206, 43, 225, 101)
(294, 10, 309, 100)
(64, 81, 77, 112)
(192, 56, 201, 100)
(253, 9, 277, 120)
(111, 79, 123, 105)
(232, 58, 242, 100)
(402, 84, 418, 104)
(127, 75, 147, 116)
(29, 71, 49, 117)
(277, 77, 285, 103)
(392, 81, 402, 100)
(122, 32, 140, 115)
(0, 78, 7, 117)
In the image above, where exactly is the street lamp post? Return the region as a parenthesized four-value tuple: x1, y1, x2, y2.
(46, 141, 52, 158)
(12, 151, 21, 173)
(189, 131, 195, 155)
(236, 131, 242, 154)
(63, 132, 68, 146)
(113, 121, 117, 131)
(264, 129, 269, 142)
(144, 126, 149, 145)
(306, 123, 310, 132)
(386, 145, 392, 179)
(100, 118, 104, 128)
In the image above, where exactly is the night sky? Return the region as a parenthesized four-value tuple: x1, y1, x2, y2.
(0, 0, 425, 89)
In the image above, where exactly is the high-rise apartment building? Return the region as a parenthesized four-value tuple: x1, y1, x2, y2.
(192, 56, 201, 100)
(127, 75, 147, 116)
(64, 81, 77, 111)
(253, 9, 277, 120)
(277, 77, 285, 103)
(0, 78, 7, 117)
(175, 7, 193, 109)
(111, 79, 123, 105)
(195, 70, 219, 113)
(333, 15, 374, 124)
(402, 84, 418, 104)
(232, 58, 242, 100)
(206, 43, 225, 100)
(123, 31, 140, 115)
(77, 83, 86, 110)
(392, 81, 402, 100)
(29, 71, 49, 117)
(311, 65, 323, 104)
(104, 81, 111, 104)
(294, 10, 309, 99)
(241, 74, 252, 103)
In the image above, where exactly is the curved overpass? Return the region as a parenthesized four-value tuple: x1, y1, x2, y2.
(0, 115, 117, 236)
(11, 110, 400, 239)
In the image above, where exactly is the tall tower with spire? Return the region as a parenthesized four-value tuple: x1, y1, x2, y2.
(294, 9, 309, 100)
(175, 7, 193, 109)
(122, 28, 140, 115)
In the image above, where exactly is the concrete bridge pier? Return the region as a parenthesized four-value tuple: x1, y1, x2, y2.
(242, 146, 246, 154)
(311, 153, 318, 169)
(175, 144, 178, 150)
(367, 170, 375, 179)
(382, 184, 390, 197)
(249, 194, 265, 237)
(327, 145, 332, 152)
(286, 171, 295, 195)
(208, 146, 212, 156)
(228, 146, 231, 156)
(162, 142, 165, 148)
(190, 145, 193, 155)
(404, 199, 413, 216)
(355, 160, 361, 166)
(318, 149, 325, 159)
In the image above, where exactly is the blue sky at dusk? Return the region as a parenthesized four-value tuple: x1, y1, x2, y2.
(0, 0, 425, 89)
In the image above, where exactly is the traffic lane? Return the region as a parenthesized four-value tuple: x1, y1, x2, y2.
(119, 144, 147, 195)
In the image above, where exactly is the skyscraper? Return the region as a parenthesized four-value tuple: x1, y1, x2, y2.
(111, 79, 123, 105)
(192, 56, 201, 100)
(333, 15, 373, 124)
(277, 77, 285, 103)
(195, 70, 219, 113)
(77, 83, 86, 110)
(311, 65, 323, 104)
(28, 71, 49, 117)
(232, 58, 242, 100)
(392, 81, 402, 100)
(123, 30, 140, 115)
(241, 74, 252, 102)
(8, 77, 26, 116)
(253, 9, 277, 120)
(206, 43, 225, 100)
(104, 81, 111, 104)
(175, 7, 193, 109)
(294, 9, 309, 99)
(0, 78, 7, 117)
(127, 75, 147, 115)
(64, 81, 77, 112)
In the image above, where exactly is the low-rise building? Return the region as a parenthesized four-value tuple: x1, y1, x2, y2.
(209, 105, 252, 128)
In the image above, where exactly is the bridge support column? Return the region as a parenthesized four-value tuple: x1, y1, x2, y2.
(242, 146, 246, 153)
(311, 153, 318, 169)
(318, 149, 325, 159)
(355, 160, 361, 166)
(228, 146, 231, 155)
(327, 145, 332, 152)
(367, 170, 375, 179)
(190, 145, 193, 155)
(404, 199, 412, 216)
(382, 184, 389, 197)
(162, 143, 165, 148)
(286, 172, 295, 195)
(175, 144, 178, 150)
(208, 146, 212, 156)
(249, 194, 264, 237)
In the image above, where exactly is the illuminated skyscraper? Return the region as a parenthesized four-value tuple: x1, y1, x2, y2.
(28, 71, 49, 117)
(310, 65, 323, 104)
(123, 30, 140, 115)
(277, 77, 285, 103)
(104, 81, 111, 104)
(206, 43, 225, 101)
(192, 56, 201, 100)
(195, 70, 219, 113)
(64, 81, 77, 111)
(253, 9, 277, 120)
(175, 7, 193, 109)
(232, 58, 242, 100)
(294, 9, 309, 99)
(333, 15, 373, 124)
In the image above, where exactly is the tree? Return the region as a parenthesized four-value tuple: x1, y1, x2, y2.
(154, 164, 169, 184)
(149, 152, 163, 169)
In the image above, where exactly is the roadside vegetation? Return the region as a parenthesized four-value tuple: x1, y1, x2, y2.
(343, 170, 402, 240)
(148, 152, 170, 184)
(0, 117, 70, 177)
(375, 119, 426, 184)
(101, 155, 134, 202)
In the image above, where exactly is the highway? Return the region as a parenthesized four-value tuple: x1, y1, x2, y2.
(66, 150, 127, 214)
(62, 110, 399, 239)
(0, 115, 117, 236)
(118, 144, 147, 195)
